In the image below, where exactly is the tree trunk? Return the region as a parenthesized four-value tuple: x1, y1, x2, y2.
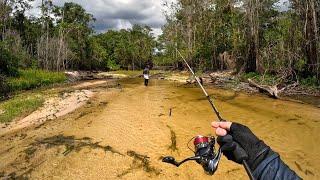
(57, 10, 65, 71)
(305, 1, 318, 75)
(186, 2, 193, 62)
(245, 0, 259, 73)
(309, 0, 319, 82)
(57, 32, 64, 71)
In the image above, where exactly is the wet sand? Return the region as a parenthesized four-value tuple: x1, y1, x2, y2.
(0, 78, 319, 179)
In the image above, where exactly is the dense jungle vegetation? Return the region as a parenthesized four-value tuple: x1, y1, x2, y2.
(1, 0, 319, 97)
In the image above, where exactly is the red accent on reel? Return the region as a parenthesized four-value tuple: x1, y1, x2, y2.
(194, 136, 209, 146)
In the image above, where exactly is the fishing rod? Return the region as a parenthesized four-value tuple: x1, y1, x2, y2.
(169, 48, 255, 180)
(175, 49, 224, 121)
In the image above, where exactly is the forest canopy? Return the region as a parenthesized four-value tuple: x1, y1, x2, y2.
(0, 0, 319, 86)
(0, 0, 156, 74)
(159, 0, 319, 84)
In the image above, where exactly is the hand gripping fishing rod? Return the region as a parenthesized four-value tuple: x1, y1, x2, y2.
(176, 49, 255, 180)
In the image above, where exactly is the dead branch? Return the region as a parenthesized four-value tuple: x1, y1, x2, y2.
(248, 78, 279, 99)
(278, 82, 299, 93)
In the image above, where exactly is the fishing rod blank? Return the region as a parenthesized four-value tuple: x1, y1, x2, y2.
(176, 49, 224, 122)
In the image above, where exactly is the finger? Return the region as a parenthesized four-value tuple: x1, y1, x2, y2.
(211, 122, 220, 128)
(212, 121, 232, 130)
(221, 142, 236, 152)
(217, 135, 233, 144)
(218, 122, 232, 131)
(216, 127, 228, 136)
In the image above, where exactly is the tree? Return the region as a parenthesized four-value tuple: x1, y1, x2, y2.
(92, 25, 156, 70)
(289, 0, 319, 82)
(58, 2, 95, 70)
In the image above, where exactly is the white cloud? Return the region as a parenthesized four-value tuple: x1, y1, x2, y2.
(27, 0, 175, 36)
(116, 19, 132, 30)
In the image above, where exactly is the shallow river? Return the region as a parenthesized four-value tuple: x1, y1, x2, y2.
(0, 78, 319, 179)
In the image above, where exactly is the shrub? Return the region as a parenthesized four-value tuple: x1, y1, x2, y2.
(0, 42, 19, 77)
(107, 59, 121, 71)
(8, 69, 67, 91)
(0, 74, 10, 99)
(241, 72, 278, 85)
(300, 76, 319, 87)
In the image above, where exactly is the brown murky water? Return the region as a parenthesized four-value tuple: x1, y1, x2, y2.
(0, 79, 319, 179)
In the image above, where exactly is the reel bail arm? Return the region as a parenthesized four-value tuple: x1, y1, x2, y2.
(162, 156, 200, 167)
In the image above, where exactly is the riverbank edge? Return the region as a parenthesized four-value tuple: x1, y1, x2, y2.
(1, 70, 318, 133)
(0, 78, 124, 136)
(149, 70, 320, 107)
(67, 70, 319, 106)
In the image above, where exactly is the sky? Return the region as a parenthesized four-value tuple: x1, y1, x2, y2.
(28, 0, 289, 37)
(28, 0, 176, 37)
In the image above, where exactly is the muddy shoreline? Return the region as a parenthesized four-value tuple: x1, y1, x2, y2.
(148, 71, 320, 107)
(0, 75, 319, 179)
(0, 79, 122, 136)
(1, 70, 318, 137)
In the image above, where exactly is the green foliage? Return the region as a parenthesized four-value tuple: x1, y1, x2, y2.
(161, 0, 319, 81)
(92, 25, 156, 70)
(1, 0, 319, 87)
(0, 94, 44, 123)
(300, 76, 319, 87)
(242, 72, 260, 80)
(242, 72, 278, 86)
(107, 60, 121, 71)
(294, 58, 307, 72)
(160, 0, 250, 70)
(0, 75, 10, 99)
(8, 69, 66, 91)
(0, 42, 19, 76)
(260, 11, 306, 74)
(53, 2, 95, 70)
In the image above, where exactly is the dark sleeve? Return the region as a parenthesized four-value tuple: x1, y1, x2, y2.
(253, 153, 301, 180)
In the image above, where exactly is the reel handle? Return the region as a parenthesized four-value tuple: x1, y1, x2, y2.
(162, 156, 200, 167)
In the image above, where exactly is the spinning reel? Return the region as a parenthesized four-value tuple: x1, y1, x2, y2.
(162, 135, 222, 175)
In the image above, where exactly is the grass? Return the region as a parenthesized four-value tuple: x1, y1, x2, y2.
(8, 69, 66, 92)
(242, 72, 319, 88)
(0, 69, 65, 123)
(0, 94, 44, 123)
(300, 76, 319, 88)
(241, 72, 279, 85)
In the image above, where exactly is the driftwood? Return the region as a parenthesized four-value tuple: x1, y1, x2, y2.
(248, 79, 279, 99)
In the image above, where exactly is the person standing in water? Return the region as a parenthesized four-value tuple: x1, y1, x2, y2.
(143, 66, 150, 86)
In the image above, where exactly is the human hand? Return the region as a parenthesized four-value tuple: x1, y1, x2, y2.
(212, 122, 273, 170)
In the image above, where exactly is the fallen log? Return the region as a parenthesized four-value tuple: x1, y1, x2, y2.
(248, 79, 279, 99)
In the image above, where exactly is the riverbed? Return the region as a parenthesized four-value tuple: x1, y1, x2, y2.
(0, 78, 319, 179)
